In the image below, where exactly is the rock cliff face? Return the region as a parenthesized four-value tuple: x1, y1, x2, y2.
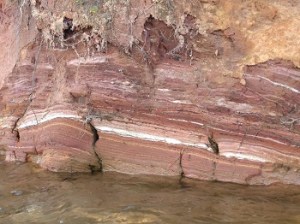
(0, 0, 299, 185)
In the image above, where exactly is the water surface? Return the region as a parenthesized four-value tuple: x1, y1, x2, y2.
(0, 158, 300, 224)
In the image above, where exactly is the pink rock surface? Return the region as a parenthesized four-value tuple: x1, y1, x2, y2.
(0, 0, 299, 185)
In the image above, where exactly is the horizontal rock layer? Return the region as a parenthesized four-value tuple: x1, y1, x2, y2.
(0, 0, 299, 185)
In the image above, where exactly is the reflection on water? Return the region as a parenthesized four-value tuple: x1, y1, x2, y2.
(0, 157, 300, 224)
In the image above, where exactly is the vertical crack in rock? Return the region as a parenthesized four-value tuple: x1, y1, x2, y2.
(11, 99, 32, 142)
(207, 134, 219, 181)
(168, 148, 185, 185)
(31, 37, 43, 88)
(87, 121, 102, 173)
(11, 37, 43, 142)
(208, 134, 219, 155)
(178, 149, 185, 186)
(11, 117, 21, 142)
(212, 161, 217, 181)
(179, 149, 184, 178)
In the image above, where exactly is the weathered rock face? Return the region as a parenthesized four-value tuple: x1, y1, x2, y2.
(0, 0, 299, 185)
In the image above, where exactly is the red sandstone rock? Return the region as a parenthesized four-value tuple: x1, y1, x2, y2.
(0, 0, 299, 185)
(96, 132, 181, 176)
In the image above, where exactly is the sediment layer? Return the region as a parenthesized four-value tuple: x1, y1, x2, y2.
(0, 0, 299, 185)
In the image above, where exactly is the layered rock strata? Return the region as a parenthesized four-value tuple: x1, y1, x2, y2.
(0, 0, 299, 185)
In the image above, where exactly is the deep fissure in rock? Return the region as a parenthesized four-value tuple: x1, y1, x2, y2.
(11, 117, 21, 142)
(179, 149, 184, 178)
(208, 134, 219, 155)
(89, 122, 99, 146)
(88, 122, 102, 173)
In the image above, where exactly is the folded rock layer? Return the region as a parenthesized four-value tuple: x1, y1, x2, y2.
(0, 0, 299, 185)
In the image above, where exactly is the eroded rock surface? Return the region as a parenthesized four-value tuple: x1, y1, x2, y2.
(0, 0, 299, 185)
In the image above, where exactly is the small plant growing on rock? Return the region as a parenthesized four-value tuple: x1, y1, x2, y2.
(75, 0, 83, 4)
(89, 6, 99, 14)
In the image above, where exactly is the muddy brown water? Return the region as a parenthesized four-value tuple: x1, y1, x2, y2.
(0, 158, 300, 224)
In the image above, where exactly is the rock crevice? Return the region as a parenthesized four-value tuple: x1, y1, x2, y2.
(88, 121, 102, 173)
